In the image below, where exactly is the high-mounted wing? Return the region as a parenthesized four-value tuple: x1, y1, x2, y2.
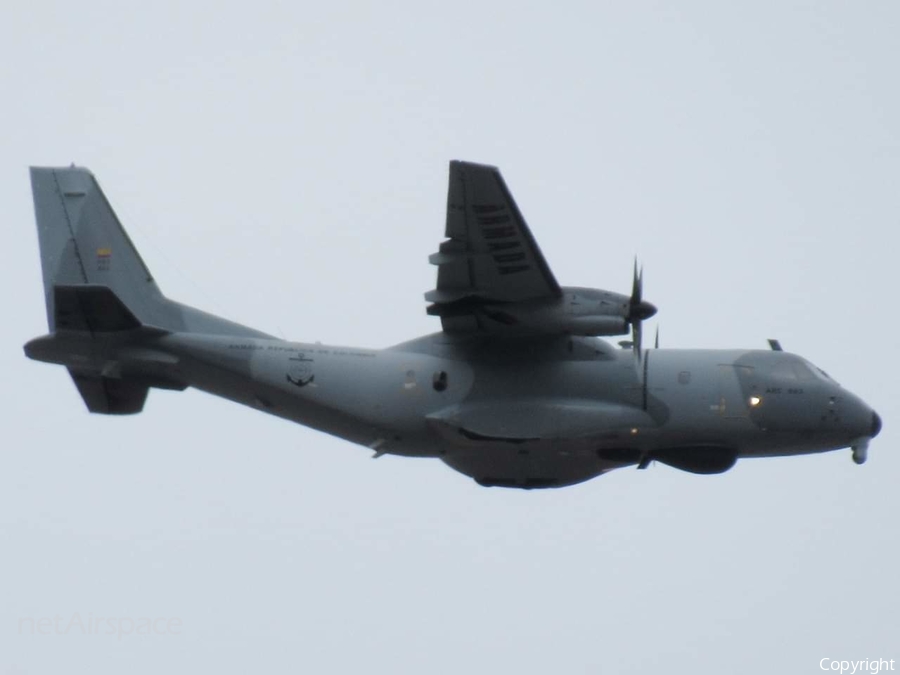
(426, 161, 561, 332)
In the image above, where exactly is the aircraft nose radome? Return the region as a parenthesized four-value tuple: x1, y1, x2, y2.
(871, 411, 882, 438)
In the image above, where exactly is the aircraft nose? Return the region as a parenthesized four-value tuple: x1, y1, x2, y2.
(871, 411, 882, 438)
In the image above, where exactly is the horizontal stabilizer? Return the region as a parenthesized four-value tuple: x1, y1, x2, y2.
(69, 370, 149, 415)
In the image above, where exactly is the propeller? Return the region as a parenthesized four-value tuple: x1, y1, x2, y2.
(626, 259, 657, 359)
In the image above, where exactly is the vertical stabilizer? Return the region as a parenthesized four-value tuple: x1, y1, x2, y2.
(31, 166, 164, 330)
(29, 166, 268, 338)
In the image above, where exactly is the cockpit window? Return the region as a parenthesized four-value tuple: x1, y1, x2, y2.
(809, 362, 838, 384)
(791, 361, 815, 381)
(770, 361, 810, 380)
(800, 359, 840, 385)
(771, 359, 816, 381)
(770, 361, 796, 380)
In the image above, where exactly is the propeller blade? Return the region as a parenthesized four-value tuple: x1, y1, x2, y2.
(631, 258, 642, 305)
(654, 326, 659, 349)
(627, 260, 656, 364)
(628, 261, 657, 322)
(633, 319, 642, 359)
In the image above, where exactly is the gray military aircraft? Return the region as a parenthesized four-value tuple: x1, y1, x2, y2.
(24, 161, 882, 488)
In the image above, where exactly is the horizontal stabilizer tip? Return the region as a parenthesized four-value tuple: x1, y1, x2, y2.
(69, 370, 149, 414)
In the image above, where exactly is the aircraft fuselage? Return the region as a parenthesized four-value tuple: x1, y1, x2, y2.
(29, 330, 874, 488)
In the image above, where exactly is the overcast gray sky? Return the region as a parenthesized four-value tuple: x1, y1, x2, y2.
(2, 2, 898, 673)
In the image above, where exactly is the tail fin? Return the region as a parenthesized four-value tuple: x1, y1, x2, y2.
(30, 166, 168, 331)
(30, 166, 267, 337)
(28, 166, 268, 415)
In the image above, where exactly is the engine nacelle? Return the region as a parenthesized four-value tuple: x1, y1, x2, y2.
(428, 286, 654, 337)
(476, 287, 635, 336)
(555, 315, 629, 336)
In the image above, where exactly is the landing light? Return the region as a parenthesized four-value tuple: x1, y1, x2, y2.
(749, 396, 762, 407)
